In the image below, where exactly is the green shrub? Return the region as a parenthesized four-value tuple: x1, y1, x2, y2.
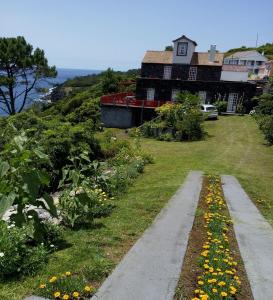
(257, 115, 273, 145)
(58, 186, 113, 228)
(255, 93, 273, 115)
(140, 92, 205, 142)
(0, 221, 48, 278)
(158, 132, 173, 141)
(215, 101, 227, 114)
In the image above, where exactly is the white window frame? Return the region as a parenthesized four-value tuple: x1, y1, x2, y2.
(163, 66, 172, 79)
(147, 88, 155, 101)
(188, 66, 197, 81)
(198, 91, 207, 104)
(171, 89, 179, 101)
(227, 93, 239, 112)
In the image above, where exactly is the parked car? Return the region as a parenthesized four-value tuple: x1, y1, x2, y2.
(200, 104, 218, 120)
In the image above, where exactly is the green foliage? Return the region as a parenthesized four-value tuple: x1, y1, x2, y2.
(141, 92, 205, 142)
(215, 101, 228, 114)
(255, 93, 273, 115)
(165, 45, 174, 51)
(101, 68, 119, 94)
(225, 43, 273, 59)
(0, 36, 56, 115)
(0, 221, 48, 278)
(37, 272, 95, 300)
(253, 79, 273, 144)
(0, 132, 57, 241)
(257, 115, 273, 145)
(83, 255, 114, 281)
(58, 153, 113, 228)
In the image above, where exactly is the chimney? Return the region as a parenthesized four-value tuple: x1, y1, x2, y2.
(209, 45, 216, 62)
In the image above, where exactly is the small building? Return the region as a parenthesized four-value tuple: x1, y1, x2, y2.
(220, 65, 249, 82)
(223, 50, 268, 76)
(101, 35, 257, 128)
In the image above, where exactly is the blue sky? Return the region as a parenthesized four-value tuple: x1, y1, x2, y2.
(1, 0, 273, 71)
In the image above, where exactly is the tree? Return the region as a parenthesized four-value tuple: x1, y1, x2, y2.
(0, 36, 57, 115)
(165, 45, 173, 51)
(101, 68, 119, 94)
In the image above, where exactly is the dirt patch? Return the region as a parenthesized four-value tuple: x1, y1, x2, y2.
(174, 176, 253, 300)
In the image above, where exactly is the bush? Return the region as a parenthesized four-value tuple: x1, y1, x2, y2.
(215, 101, 227, 114)
(255, 93, 273, 115)
(141, 92, 205, 142)
(257, 115, 273, 145)
(58, 184, 113, 228)
(0, 221, 48, 278)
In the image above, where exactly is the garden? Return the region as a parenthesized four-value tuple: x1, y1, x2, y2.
(0, 69, 153, 299)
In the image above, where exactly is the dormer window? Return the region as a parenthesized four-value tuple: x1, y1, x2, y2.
(177, 42, 188, 56)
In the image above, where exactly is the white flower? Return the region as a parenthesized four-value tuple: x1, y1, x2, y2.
(50, 244, 54, 248)
(0, 252, 4, 258)
(27, 215, 33, 219)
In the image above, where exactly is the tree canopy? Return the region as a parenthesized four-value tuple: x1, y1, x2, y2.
(225, 43, 273, 60)
(0, 36, 56, 115)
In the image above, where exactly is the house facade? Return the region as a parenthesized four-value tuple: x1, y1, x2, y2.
(223, 50, 268, 77)
(101, 35, 257, 128)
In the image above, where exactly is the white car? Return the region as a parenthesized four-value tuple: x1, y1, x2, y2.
(200, 104, 218, 120)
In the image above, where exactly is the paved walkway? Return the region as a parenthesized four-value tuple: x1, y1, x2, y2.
(91, 171, 203, 300)
(222, 175, 273, 299)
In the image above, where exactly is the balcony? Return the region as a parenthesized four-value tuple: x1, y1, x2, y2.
(100, 92, 171, 109)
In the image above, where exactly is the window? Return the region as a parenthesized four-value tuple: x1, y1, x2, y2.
(177, 42, 188, 56)
(171, 89, 179, 101)
(163, 66, 172, 79)
(188, 66, 197, 81)
(147, 88, 155, 100)
(198, 91, 206, 103)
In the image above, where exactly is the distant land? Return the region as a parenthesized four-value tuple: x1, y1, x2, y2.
(0, 68, 102, 116)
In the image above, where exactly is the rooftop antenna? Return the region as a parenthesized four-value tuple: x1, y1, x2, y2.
(255, 32, 259, 48)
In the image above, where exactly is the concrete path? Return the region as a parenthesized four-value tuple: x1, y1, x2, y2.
(91, 171, 203, 300)
(222, 175, 273, 299)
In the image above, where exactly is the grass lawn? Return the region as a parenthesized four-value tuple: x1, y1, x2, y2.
(1, 115, 272, 300)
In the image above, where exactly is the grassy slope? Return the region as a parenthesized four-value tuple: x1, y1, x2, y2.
(1, 116, 272, 299)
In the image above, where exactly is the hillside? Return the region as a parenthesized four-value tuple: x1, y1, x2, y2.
(226, 43, 273, 60)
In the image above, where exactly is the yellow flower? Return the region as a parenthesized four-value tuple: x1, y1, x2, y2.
(198, 280, 204, 285)
(65, 271, 72, 276)
(212, 288, 217, 293)
(54, 291, 61, 298)
(192, 298, 200, 300)
(73, 291, 80, 298)
(49, 276, 57, 283)
(84, 285, 94, 292)
(200, 295, 209, 300)
(218, 281, 226, 286)
(63, 295, 69, 300)
(221, 291, 228, 297)
(194, 289, 200, 294)
(39, 284, 46, 289)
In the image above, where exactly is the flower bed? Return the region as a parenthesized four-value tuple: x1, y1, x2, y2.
(37, 272, 95, 300)
(174, 175, 253, 300)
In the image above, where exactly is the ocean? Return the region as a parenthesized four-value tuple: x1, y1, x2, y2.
(0, 68, 101, 116)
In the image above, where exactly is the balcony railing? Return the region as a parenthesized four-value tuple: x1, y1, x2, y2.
(100, 92, 171, 109)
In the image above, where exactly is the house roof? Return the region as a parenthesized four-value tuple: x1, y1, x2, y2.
(172, 35, 198, 46)
(142, 51, 224, 66)
(191, 52, 224, 66)
(225, 50, 268, 61)
(222, 65, 248, 72)
(142, 51, 173, 64)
